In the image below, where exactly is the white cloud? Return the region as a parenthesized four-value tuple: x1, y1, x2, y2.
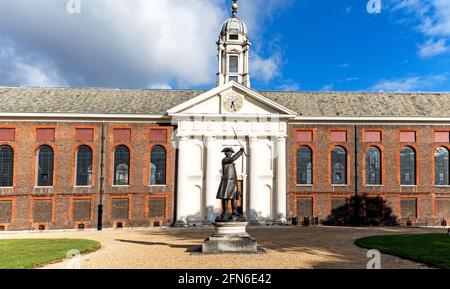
(321, 84, 334, 91)
(0, 38, 67, 87)
(338, 63, 350, 68)
(391, 0, 450, 57)
(277, 81, 300, 91)
(251, 53, 282, 84)
(370, 74, 447, 91)
(418, 38, 448, 57)
(0, 0, 291, 88)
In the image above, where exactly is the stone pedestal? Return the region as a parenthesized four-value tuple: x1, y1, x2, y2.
(202, 222, 258, 254)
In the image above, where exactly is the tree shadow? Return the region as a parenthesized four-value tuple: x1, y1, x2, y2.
(322, 194, 399, 227)
(115, 239, 200, 251)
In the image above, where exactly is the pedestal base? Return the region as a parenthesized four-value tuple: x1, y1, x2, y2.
(202, 222, 258, 254)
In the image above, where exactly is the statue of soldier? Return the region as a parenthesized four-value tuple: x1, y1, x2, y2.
(216, 147, 246, 222)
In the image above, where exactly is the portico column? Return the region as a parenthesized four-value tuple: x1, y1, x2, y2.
(275, 136, 287, 224)
(249, 136, 259, 223)
(205, 135, 218, 223)
(174, 135, 189, 227)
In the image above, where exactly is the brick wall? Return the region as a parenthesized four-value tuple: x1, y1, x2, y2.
(287, 124, 450, 226)
(0, 121, 176, 231)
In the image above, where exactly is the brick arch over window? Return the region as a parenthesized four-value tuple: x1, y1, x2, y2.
(150, 145, 167, 185)
(296, 146, 312, 185)
(366, 146, 382, 185)
(400, 146, 416, 186)
(435, 146, 449, 186)
(0, 145, 14, 187)
(37, 145, 54, 187)
(114, 145, 130, 186)
(331, 146, 347, 185)
(76, 145, 93, 186)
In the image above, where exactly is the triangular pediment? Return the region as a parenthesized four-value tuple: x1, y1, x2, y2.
(167, 82, 297, 117)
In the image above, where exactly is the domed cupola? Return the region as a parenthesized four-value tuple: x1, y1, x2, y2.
(220, 15, 248, 37)
(216, 0, 251, 88)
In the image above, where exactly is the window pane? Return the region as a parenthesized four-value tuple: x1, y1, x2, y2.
(114, 146, 130, 185)
(331, 147, 346, 185)
(76, 146, 93, 186)
(229, 76, 238, 83)
(229, 56, 238, 73)
(400, 147, 416, 185)
(37, 146, 54, 186)
(150, 146, 166, 185)
(435, 147, 449, 185)
(0, 145, 13, 187)
(366, 147, 381, 185)
(296, 146, 312, 185)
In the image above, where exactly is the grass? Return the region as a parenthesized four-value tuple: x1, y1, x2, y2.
(0, 239, 101, 269)
(355, 233, 450, 269)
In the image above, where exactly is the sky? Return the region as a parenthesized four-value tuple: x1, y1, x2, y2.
(0, 0, 449, 92)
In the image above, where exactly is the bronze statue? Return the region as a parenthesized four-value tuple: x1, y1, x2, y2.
(216, 147, 246, 222)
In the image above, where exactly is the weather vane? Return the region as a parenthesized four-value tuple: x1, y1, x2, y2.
(232, 0, 238, 17)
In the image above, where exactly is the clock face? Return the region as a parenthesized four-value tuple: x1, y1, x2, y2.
(223, 94, 244, 112)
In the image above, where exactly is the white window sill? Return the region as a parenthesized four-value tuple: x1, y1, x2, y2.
(296, 184, 313, 187)
(366, 185, 383, 187)
(0, 187, 14, 189)
(400, 185, 417, 187)
(112, 185, 130, 188)
(332, 185, 348, 187)
(34, 186, 53, 189)
(149, 185, 167, 188)
(74, 186, 92, 188)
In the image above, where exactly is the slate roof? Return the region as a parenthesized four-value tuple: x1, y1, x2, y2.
(1, 87, 450, 117)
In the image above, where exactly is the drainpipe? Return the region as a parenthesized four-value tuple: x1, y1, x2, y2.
(354, 124, 360, 225)
(97, 122, 105, 230)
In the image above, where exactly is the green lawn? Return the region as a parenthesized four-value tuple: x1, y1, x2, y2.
(0, 239, 101, 269)
(355, 234, 450, 269)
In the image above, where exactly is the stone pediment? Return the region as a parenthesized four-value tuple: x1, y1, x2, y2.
(167, 82, 297, 118)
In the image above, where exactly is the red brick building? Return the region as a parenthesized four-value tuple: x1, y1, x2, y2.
(0, 88, 450, 231)
(1, 5, 450, 231)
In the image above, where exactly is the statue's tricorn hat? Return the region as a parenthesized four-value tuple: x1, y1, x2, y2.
(222, 147, 235, 153)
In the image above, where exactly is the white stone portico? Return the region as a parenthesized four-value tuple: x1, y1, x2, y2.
(168, 82, 296, 226)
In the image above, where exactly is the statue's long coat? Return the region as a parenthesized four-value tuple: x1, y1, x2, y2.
(216, 149, 244, 200)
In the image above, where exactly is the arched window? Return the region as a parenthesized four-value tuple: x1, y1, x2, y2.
(400, 147, 416, 185)
(435, 147, 449, 186)
(76, 145, 93, 186)
(366, 147, 382, 185)
(0, 145, 14, 187)
(114, 146, 130, 185)
(37, 145, 54, 187)
(331, 146, 347, 185)
(296, 146, 312, 185)
(150, 146, 166, 185)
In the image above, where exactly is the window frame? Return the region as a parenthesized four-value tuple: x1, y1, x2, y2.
(75, 145, 93, 187)
(331, 146, 347, 186)
(113, 145, 131, 186)
(150, 145, 167, 186)
(400, 146, 417, 186)
(296, 146, 313, 186)
(0, 145, 14, 188)
(365, 146, 382, 186)
(434, 146, 450, 186)
(36, 145, 54, 187)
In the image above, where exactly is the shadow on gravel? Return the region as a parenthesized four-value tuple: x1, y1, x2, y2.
(115, 239, 199, 251)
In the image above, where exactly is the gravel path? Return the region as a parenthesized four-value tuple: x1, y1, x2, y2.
(1, 226, 443, 269)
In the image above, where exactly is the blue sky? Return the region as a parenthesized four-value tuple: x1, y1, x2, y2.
(0, 0, 449, 92)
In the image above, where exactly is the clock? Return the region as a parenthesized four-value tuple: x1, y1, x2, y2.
(223, 94, 244, 112)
